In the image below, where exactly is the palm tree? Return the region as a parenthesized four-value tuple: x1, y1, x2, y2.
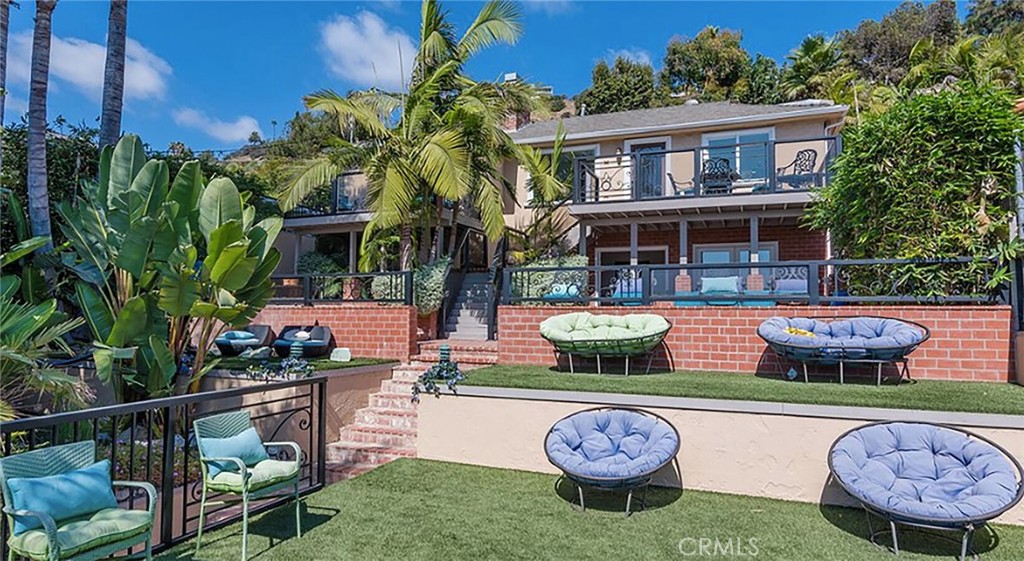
(99, 0, 127, 149)
(278, 0, 541, 271)
(782, 35, 844, 100)
(1, 0, 13, 174)
(27, 0, 57, 251)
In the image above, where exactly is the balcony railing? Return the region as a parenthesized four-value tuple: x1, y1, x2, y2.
(501, 257, 1007, 306)
(270, 271, 414, 305)
(571, 136, 841, 204)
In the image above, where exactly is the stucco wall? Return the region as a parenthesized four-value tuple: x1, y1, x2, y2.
(417, 394, 1024, 526)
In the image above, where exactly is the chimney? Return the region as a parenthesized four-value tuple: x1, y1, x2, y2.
(500, 71, 531, 131)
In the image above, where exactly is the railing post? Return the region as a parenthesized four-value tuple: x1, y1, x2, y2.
(404, 271, 414, 305)
(631, 153, 639, 201)
(641, 266, 652, 306)
(159, 404, 178, 546)
(693, 149, 703, 196)
(502, 268, 512, 304)
(302, 275, 312, 306)
(767, 140, 777, 192)
(808, 263, 821, 306)
(572, 157, 581, 203)
(316, 379, 327, 486)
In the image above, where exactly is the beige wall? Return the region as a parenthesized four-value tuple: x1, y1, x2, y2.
(418, 396, 1024, 526)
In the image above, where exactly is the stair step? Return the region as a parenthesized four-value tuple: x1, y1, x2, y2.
(340, 425, 416, 448)
(326, 441, 416, 465)
(381, 379, 416, 394)
(410, 351, 497, 364)
(391, 368, 424, 382)
(369, 392, 416, 410)
(355, 408, 418, 430)
(326, 462, 378, 482)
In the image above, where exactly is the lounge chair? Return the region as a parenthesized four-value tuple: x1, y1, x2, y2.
(215, 325, 274, 357)
(272, 325, 333, 358)
(539, 312, 671, 375)
(0, 441, 156, 561)
(545, 407, 681, 516)
(829, 421, 1023, 561)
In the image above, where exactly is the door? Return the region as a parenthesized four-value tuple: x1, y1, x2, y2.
(630, 142, 667, 199)
(694, 244, 776, 291)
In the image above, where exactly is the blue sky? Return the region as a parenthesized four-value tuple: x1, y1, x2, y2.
(4, 1, 962, 152)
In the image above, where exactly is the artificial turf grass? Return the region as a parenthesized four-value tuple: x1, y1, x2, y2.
(155, 458, 1024, 561)
(461, 365, 1024, 415)
(214, 356, 394, 372)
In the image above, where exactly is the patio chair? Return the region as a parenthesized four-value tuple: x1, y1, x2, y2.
(215, 325, 274, 357)
(193, 411, 303, 561)
(699, 158, 739, 195)
(271, 326, 333, 358)
(0, 440, 156, 561)
(776, 149, 818, 189)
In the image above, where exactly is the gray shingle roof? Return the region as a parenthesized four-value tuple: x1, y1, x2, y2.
(509, 101, 847, 143)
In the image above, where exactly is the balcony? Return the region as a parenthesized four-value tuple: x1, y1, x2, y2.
(284, 175, 369, 219)
(571, 136, 841, 207)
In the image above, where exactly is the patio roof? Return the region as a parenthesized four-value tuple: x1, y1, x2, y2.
(509, 101, 848, 145)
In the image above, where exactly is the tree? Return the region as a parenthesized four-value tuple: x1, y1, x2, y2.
(741, 54, 784, 104)
(1, 0, 12, 174)
(27, 0, 57, 251)
(278, 0, 547, 271)
(903, 32, 1024, 95)
(966, 0, 1024, 36)
(659, 26, 751, 101)
(99, 0, 127, 150)
(247, 130, 262, 145)
(576, 57, 658, 114)
(782, 35, 845, 100)
(841, 0, 961, 84)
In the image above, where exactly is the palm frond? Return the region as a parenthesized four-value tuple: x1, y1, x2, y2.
(417, 128, 470, 201)
(458, 0, 522, 59)
(304, 89, 391, 139)
(276, 158, 344, 212)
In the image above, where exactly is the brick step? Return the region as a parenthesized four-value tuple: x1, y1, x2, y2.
(391, 368, 425, 382)
(369, 392, 416, 410)
(355, 407, 418, 430)
(419, 340, 499, 352)
(326, 441, 415, 465)
(381, 379, 416, 394)
(325, 462, 378, 483)
(410, 352, 498, 365)
(340, 425, 416, 448)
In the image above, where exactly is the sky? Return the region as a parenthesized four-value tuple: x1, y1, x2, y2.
(3, 0, 965, 152)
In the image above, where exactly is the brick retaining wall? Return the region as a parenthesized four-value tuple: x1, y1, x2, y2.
(497, 305, 1013, 382)
(253, 304, 419, 362)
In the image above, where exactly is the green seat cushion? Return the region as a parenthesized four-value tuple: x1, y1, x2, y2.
(207, 459, 299, 493)
(540, 313, 671, 351)
(8, 509, 151, 561)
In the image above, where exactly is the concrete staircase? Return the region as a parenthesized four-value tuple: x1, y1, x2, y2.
(443, 272, 492, 340)
(325, 363, 421, 482)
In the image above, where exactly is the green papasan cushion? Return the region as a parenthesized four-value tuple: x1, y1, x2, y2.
(539, 313, 671, 354)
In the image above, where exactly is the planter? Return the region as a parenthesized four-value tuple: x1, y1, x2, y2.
(418, 311, 439, 341)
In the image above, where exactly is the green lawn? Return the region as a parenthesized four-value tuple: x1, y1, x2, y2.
(462, 365, 1024, 415)
(155, 459, 1023, 561)
(215, 356, 393, 372)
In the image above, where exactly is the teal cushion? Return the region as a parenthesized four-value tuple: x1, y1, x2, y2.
(8, 460, 117, 536)
(198, 427, 269, 477)
(222, 330, 255, 341)
(700, 276, 739, 293)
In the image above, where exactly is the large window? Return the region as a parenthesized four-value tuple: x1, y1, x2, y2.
(703, 128, 774, 183)
(693, 242, 778, 290)
(526, 145, 598, 205)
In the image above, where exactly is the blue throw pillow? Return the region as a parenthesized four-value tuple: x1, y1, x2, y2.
(7, 460, 118, 535)
(198, 427, 269, 476)
(701, 276, 739, 294)
(223, 330, 256, 341)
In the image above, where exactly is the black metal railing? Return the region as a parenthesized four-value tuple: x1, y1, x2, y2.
(502, 258, 1007, 306)
(0, 376, 328, 557)
(283, 174, 368, 218)
(270, 271, 414, 305)
(572, 136, 841, 204)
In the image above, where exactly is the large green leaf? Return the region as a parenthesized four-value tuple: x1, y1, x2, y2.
(57, 202, 111, 282)
(157, 249, 201, 317)
(198, 178, 243, 242)
(207, 221, 244, 265)
(92, 347, 115, 385)
(108, 135, 147, 233)
(106, 296, 148, 347)
(168, 160, 203, 237)
(0, 275, 22, 301)
(113, 216, 158, 279)
(97, 145, 113, 206)
(20, 266, 47, 304)
(4, 190, 29, 242)
(0, 236, 48, 268)
(76, 283, 115, 343)
(128, 160, 169, 223)
(247, 217, 283, 261)
(147, 335, 177, 395)
(209, 245, 258, 291)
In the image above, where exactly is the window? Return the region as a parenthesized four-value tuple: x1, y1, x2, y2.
(703, 128, 774, 182)
(693, 242, 778, 291)
(526, 145, 598, 205)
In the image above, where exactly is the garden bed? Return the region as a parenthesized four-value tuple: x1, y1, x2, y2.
(462, 365, 1024, 415)
(214, 356, 393, 373)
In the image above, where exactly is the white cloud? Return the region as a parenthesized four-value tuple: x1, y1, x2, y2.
(7, 31, 171, 102)
(522, 0, 575, 16)
(606, 47, 652, 66)
(319, 11, 415, 90)
(172, 108, 263, 144)
(3, 94, 27, 121)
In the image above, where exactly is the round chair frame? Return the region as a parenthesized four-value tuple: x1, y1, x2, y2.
(541, 322, 672, 376)
(827, 421, 1024, 561)
(544, 406, 681, 517)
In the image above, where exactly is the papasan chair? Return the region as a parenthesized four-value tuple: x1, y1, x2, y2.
(829, 421, 1023, 561)
(544, 407, 681, 516)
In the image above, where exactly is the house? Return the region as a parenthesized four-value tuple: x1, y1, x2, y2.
(504, 99, 848, 297)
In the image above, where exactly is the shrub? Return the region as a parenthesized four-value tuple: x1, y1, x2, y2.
(298, 252, 347, 298)
(805, 84, 1023, 296)
(510, 254, 589, 304)
(413, 257, 451, 316)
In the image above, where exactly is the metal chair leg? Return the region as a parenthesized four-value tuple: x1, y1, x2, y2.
(241, 491, 250, 561)
(645, 352, 654, 375)
(145, 539, 152, 561)
(596, 354, 602, 375)
(195, 485, 208, 554)
(877, 363, 883, 386)
(890, 520, 900, 556)
(625, 490, 633, 517)
(960, 526, 974, 561)
(577, 484, 585, 512)
(295, 482, 302, 538)
(839, 361, 845, 384)
(625, 355, 630, 376)
(568, 353, 574, 374)
(803, 363, 809, 383)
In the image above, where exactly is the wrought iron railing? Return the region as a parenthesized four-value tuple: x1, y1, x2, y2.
(0, 376, 328, 557)
(270, 271, 414, 305)
(572, 136, 841, 204)
(502, 258, 1007, 306)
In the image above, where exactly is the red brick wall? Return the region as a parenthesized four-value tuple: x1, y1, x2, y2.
(253, 304, 418, 361)
(498, 305, 1013, 382)
(587, 224, 827, 263)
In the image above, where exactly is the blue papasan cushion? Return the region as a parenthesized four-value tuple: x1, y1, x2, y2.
(758, 316, 926, 360)
(545, 409, 679, 484)
(830, 422, 1021, 526)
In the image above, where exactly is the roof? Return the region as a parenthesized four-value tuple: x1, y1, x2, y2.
(509, 101, 848, 145)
